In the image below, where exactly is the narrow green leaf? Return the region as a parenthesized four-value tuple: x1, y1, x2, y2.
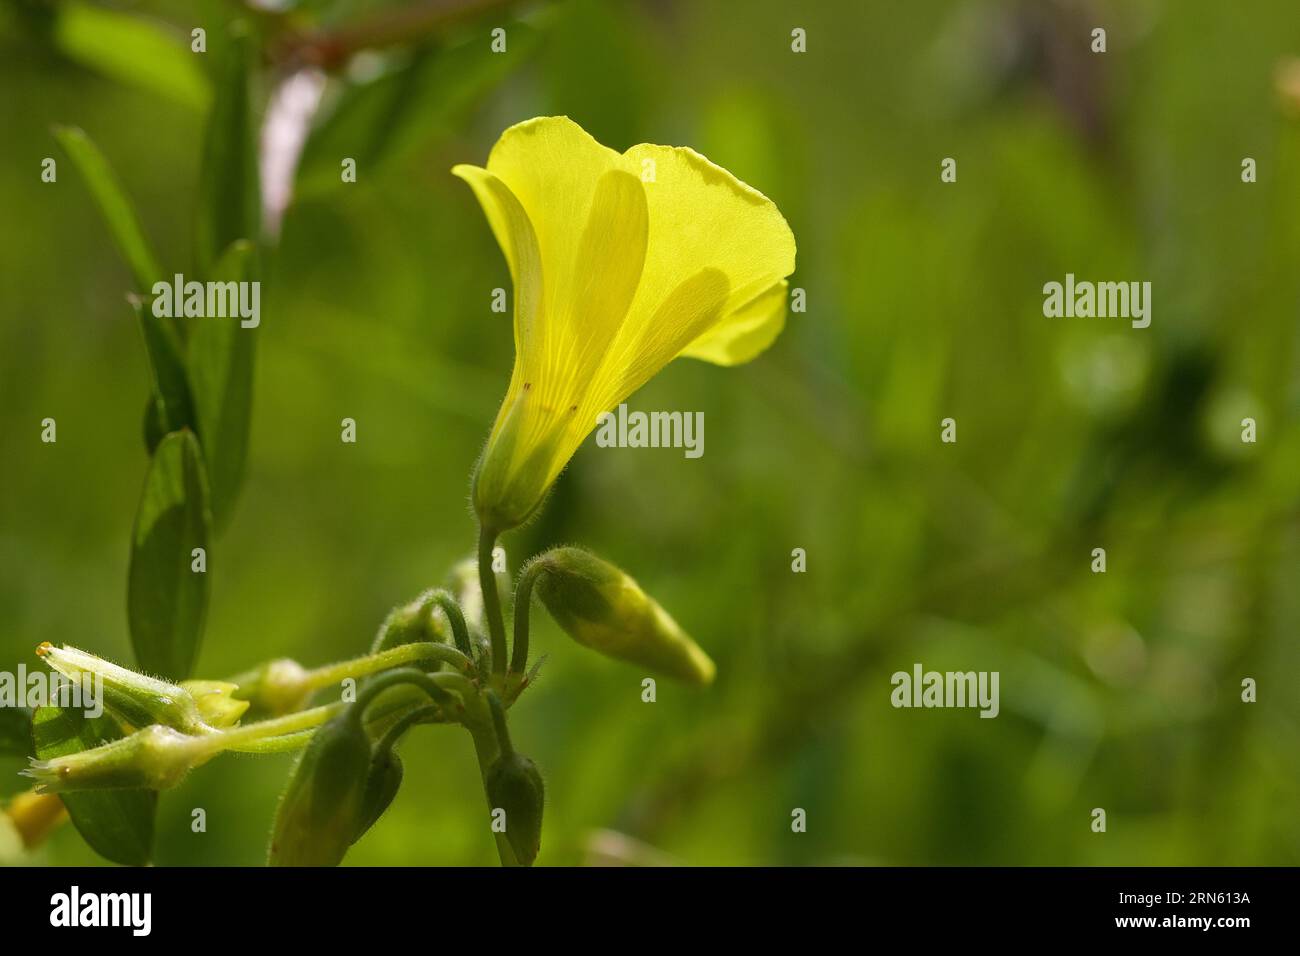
(142, 394, 166, 454)
(54, 126, 196, 436)
(0, 707, 32, 756)
(31, 706, 156, 866)
(195, 24, 260, 276)
(189, 240, 257, 532)
(128, 430, 212, 680)
(132, 299, 196, 439)
(54, 1, 211, 112)
(53, 125, 162, 293)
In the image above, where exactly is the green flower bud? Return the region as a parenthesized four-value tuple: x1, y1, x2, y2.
(533, 548, 716, 685)
(179, 680, 249, 729)
(486, 751, 544, 866)
(268, 712, 371, 867)
(353, 746, 403, 844)
(23, 725, 202, 793)
(370, 594, 447, 654)
(229, 658, 311, 717)
(371, 589, 473, 663)
(37, 644, 209, 733)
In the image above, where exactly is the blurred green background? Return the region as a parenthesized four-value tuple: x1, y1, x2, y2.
(2, 0, 1299, 865)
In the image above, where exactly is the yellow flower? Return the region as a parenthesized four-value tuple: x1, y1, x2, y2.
(453, 116, 796, 532)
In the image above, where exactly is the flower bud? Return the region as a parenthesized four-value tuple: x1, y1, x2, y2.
(23, 725, 201, 794)
(179, 680, 249, 729)
(229, 658, 311, 717)
(534, 548, 716, 685)
(268, 712, 371, 867)
(3, 790, 67, 850)
(353, 746, 403, 844)
(36, 644, 208, 734)
(486, 751, 544, 866)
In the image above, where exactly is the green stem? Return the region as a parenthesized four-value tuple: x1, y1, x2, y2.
(478, 524, 508, 676)
(428, 591, 474, 659)
(429, 671, 477, 700)
(193, 703, 341, 760)
(348, 667, 455, 728)
(373, 704, 441, 757)
(486, 691, 512, 757)
(224, 729, 318, 754)
(302, 641, 472, 694)
(228, 694, 448, 754)
(510, 559, 548, 675)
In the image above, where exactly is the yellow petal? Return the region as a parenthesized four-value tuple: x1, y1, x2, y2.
(482, 116, 626, 320)
(598, 268, 730, 406)
(449, 164, 543, 343)
(680, 279, 789, 366)
(539, 168, 649, 425)
(621, 143, 795, 355)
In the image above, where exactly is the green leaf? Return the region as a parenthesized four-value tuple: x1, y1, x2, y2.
(131, 298, 196, 439)
(295, 24, 539, 198)
(53, 126, 196, 436)
(53, 1, 211, 112)
(195, 23, 260, 276)
(0, 707, 32, 756)
(31, 706, 156, 866)
(188, 240, 257, 532)
(52, 125, 162, 293)
(128, 430, 212, 680)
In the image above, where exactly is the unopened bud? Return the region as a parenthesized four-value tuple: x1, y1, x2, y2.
(3, 790, 67, 849)
(353, 746, 403, 844)
(486, 751, 544, 866)
(533, 548, 716, 685)
(230, 658, 311, 717)
(23, 725, 202, 794)
(36, 644, 208, 733)
(179, 680, 249, 729)
(269, 712, 371, 867)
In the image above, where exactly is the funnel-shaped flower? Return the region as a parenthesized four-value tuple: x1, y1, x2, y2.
(454, 116, 796, 531)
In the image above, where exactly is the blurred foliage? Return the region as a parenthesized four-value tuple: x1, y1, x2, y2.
(1, 0, 1298, 866)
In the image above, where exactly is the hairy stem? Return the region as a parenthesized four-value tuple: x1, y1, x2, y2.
(509, 558, 548, 675)
(478, 525, 508, 677)
(302, 641, 472, 693)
